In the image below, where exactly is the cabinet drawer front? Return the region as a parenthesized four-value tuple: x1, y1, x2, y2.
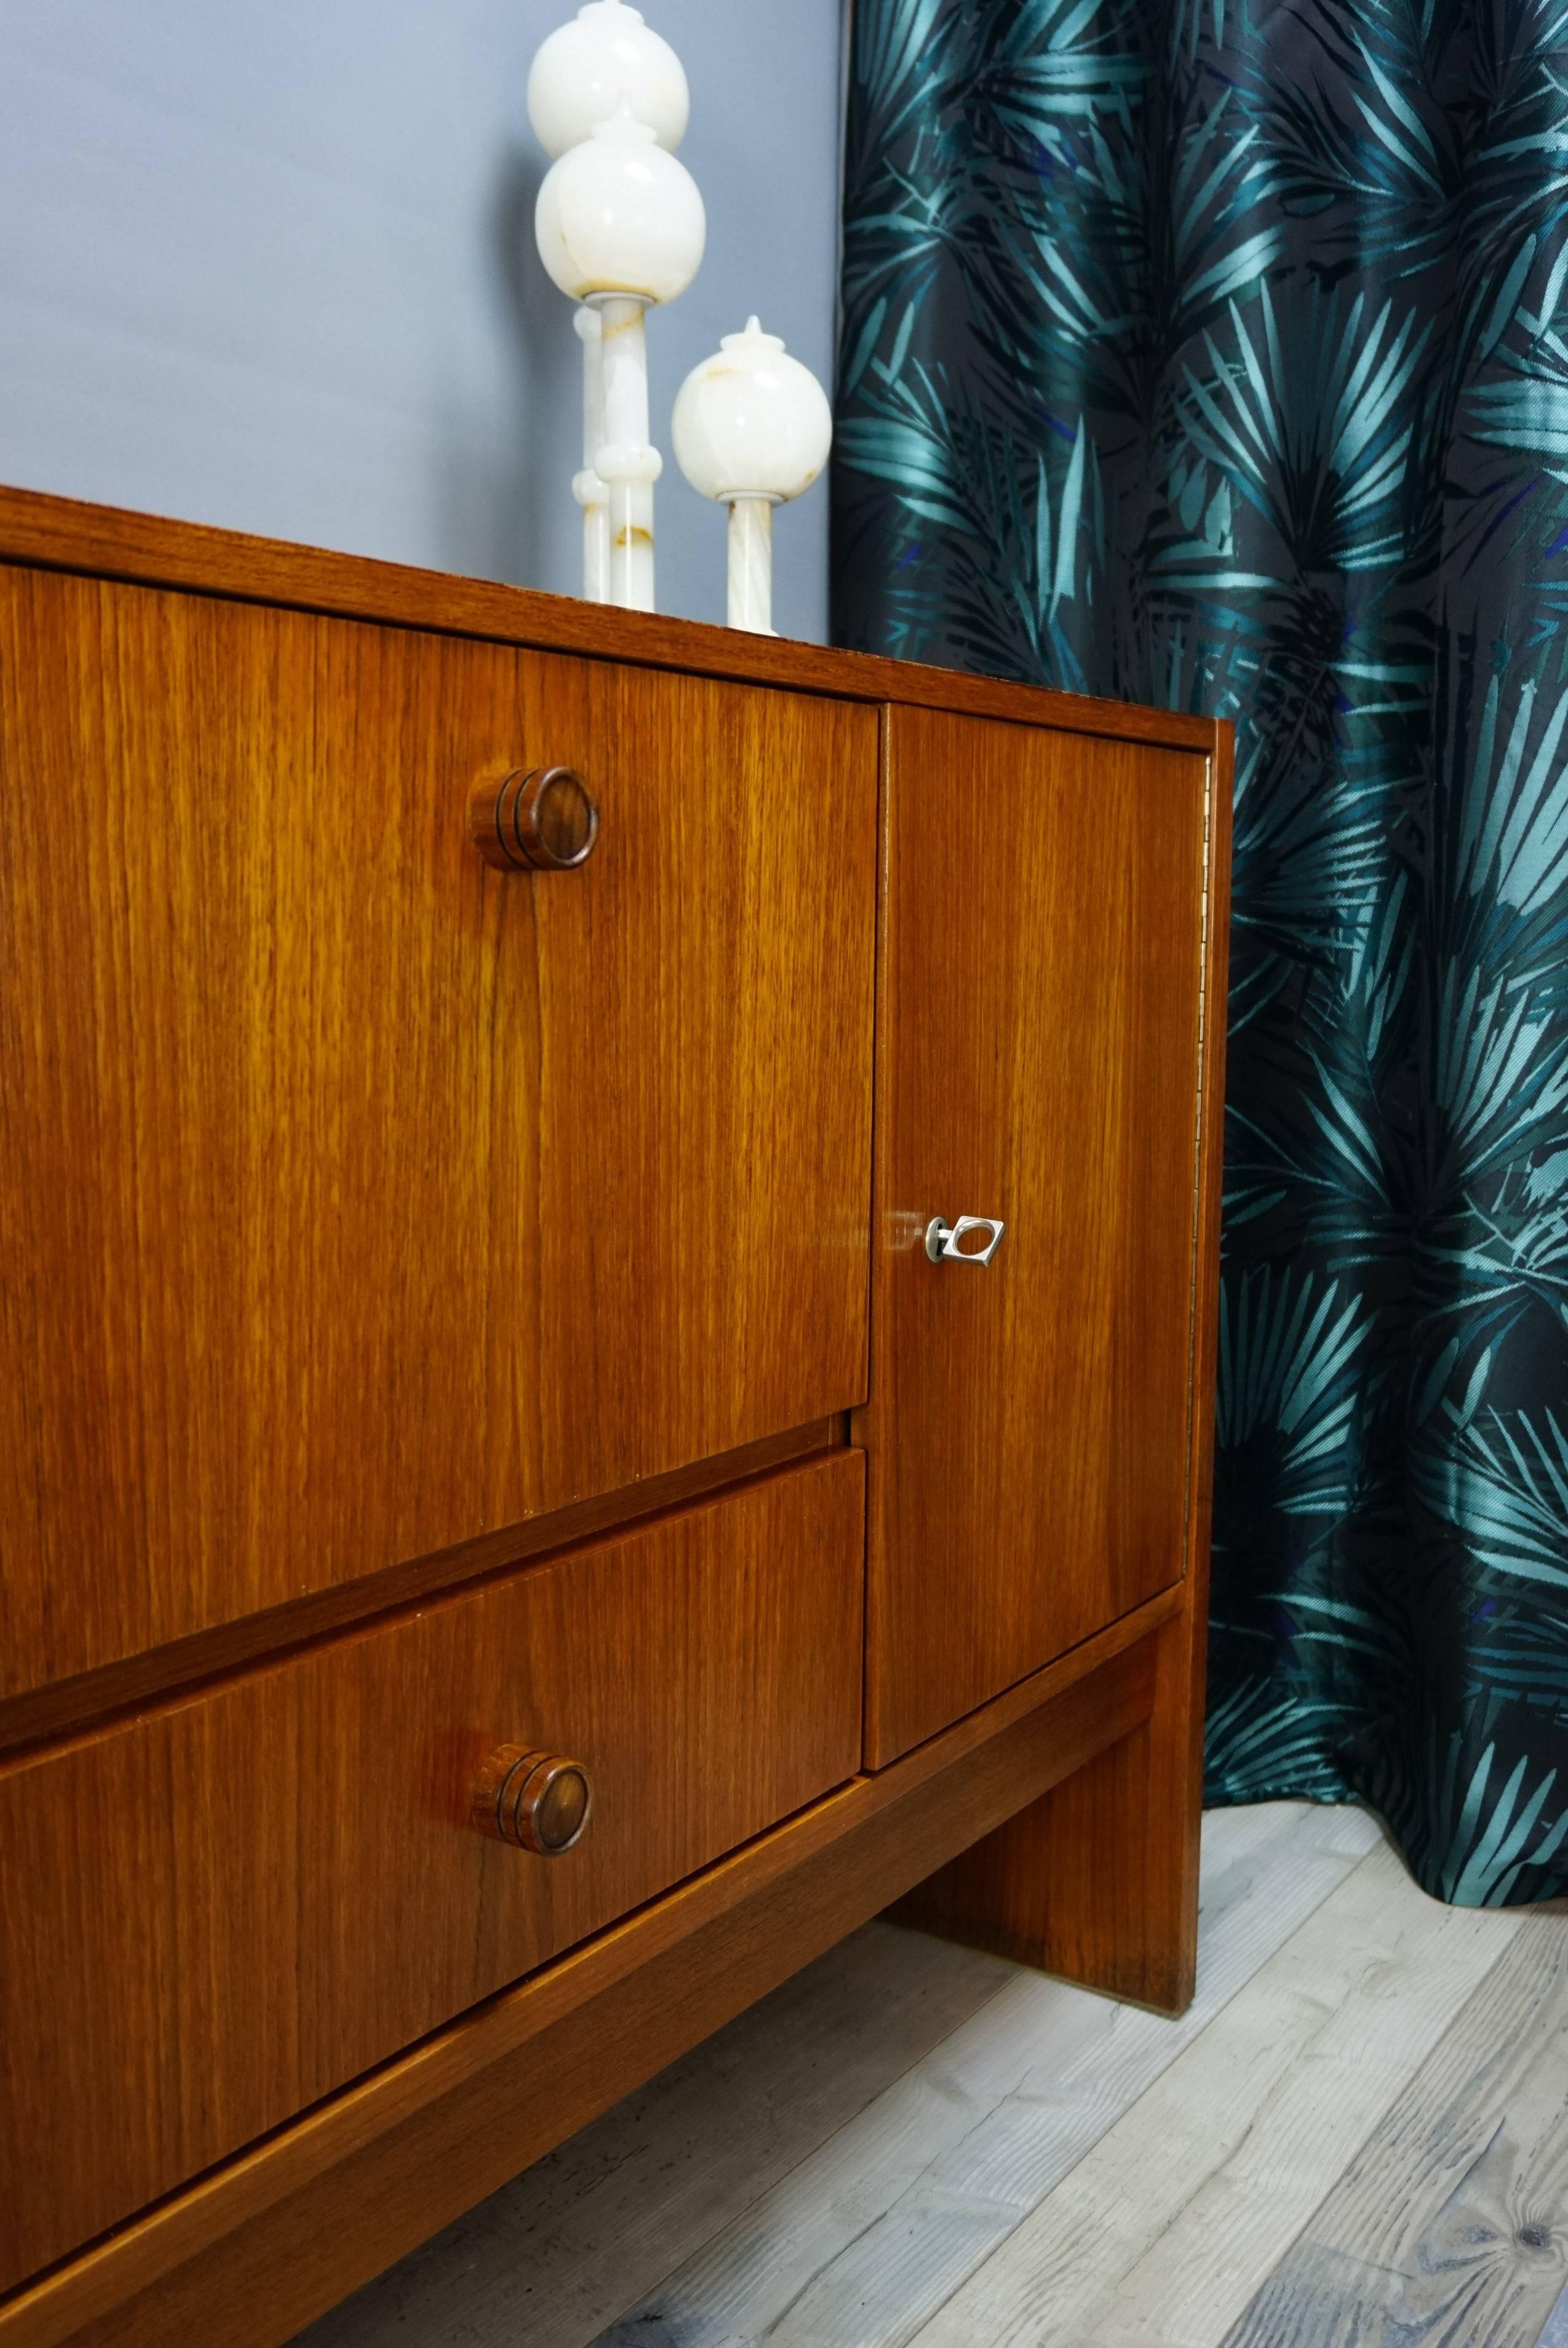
(866, 709, 1212, 1762)
(0, 570, 878, 1696)
(0, 1450, 864, 2291)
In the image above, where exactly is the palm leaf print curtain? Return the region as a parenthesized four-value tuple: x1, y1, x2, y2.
(834, 0, 1568, 1903)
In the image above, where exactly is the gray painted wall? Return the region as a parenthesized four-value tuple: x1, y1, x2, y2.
(0, 1, 842, 639)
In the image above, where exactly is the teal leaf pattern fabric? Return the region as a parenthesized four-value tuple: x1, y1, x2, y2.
(834, 0, 1568, 1903)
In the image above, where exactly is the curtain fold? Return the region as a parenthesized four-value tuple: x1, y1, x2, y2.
(834, 0, 1568, 1903)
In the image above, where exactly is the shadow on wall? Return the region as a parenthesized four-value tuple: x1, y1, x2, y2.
(441, 142, 578, 597)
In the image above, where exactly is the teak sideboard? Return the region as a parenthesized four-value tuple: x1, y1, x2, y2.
(0, 487, 1232, 2348)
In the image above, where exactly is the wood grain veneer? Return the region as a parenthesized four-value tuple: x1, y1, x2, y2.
(0, 1594, 1174, 2348)
(0, 567, 877, 1697)
(858, 708, 1216, 1765)
(0, 1418, 842, 1759)
(890, 724, 1233, 2011)
(0, 484, 1218, 752)
(0, 484, 1233, 2348)
(0, 1452, 865, 2293)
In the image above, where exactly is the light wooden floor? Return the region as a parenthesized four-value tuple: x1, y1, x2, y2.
(296, 1802, 1568, 2348)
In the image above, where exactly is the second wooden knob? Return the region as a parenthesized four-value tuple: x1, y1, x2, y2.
(472, 1746, 593, 1855)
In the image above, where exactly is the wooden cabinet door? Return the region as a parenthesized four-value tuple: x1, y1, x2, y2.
(862, 707, 1219, 1764)
(0, 570, 878, 1698)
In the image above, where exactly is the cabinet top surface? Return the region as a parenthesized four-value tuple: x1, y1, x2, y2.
(0, 484, 1223, 755)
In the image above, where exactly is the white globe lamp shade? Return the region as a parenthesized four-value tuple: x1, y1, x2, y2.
(672, 319, 834, 504)
(527, 0, 690, 157)
(535, 109, 706, 306)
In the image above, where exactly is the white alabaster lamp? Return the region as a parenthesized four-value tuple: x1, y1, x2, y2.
(672, 319, 834, 634)
(535, 102, 705, 610)
(534, 103, 704, 304)
(528, 0, 698, 611)
(527, 0, 689, 158)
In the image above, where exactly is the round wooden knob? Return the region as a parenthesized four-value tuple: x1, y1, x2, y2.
(469, 766, 600, 871)
(471, 1746, 593, 1855)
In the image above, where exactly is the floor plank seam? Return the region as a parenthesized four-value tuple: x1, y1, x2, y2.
(905, 1840, 1522, 2347)
(1216, 1904, 1568, 2348)
(891, 1841, 1398, 2344)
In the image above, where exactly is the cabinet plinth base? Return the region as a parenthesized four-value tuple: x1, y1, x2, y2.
(886, 1607, 1204, 2016)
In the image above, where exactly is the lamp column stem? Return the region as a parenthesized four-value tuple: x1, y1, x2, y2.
(595, 294, 660, 612)
(727, 497, 774, 633)
(573, 306, 610, 603)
